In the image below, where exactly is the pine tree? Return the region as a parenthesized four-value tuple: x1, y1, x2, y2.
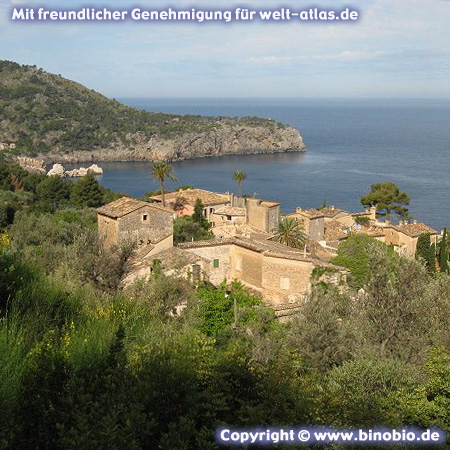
(440, 228, 449, 273)
(71, 173, 104, 207)
(36, 175, 70, 205)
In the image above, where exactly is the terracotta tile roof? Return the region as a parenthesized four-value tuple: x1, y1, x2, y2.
(149, 189, 229, 206)
(352, 226, 385, 238)
(149, 246, 207, 267)
(97, 197, 172, 219)
(290, 209, 325, 219)
(389, 223, 437, 237)
(325, 220, 349, 241)
(214, 206, 246, 216)
(293, 206, 348, 219)
(260, 201, 280, 207)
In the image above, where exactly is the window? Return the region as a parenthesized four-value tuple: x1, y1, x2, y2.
(226, 215, 232, 221)
(142, 214, 148, 221)
(280, 277, 290, 290)
(213, 259, 220, 268)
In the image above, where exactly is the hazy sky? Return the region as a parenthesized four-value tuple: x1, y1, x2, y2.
(1, 0, 450, 98)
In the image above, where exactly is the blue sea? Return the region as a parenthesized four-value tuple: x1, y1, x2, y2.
(96, 98, 450, 230)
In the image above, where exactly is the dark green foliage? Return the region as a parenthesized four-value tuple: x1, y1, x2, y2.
(36, 175, 71, 206)
(416, 232, 436, 273)
(332, 233, 394, 288)
(272, 217, 306, 249)
(430, 243, 437, 274)
(0, 60, 283, 155)
(325, 357, 415, 427)
(70, 174, 104, 207)
(287, 287, 355, 370)
(354, 215, 370, 226)
(197, 281, 262, 338)
(361, 182, 410, 220)
(21, 172, 46, 193)
(440, 228, 449, 273)
(192, 198, 210, 230)
(192, 198, 204, 224)
(173, 216, 213, 244)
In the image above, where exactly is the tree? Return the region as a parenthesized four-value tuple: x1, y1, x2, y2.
(173, 216, 213, 244)
(333, 234, 394, 289)
(272, 218, 306, 249)
(71, 174, 104, 207)
(150, 162, 177, 207)
(232, 170, 247, 197)
(439, 228, 449, 273)
(363, 245, 430, 359)
(36, 175, 70, 206)
(192, 198, 210, 230)
(416, 233, 435, 274)
(360, 182, 410, 220)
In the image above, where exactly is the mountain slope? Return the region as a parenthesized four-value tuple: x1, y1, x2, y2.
(0, 60, 305, 162)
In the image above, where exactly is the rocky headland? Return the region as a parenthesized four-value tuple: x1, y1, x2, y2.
(1, 60, 306, 165)
(44, 124, 305, 164)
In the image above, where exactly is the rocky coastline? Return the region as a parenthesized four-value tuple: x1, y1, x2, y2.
(41, 124, 306, 164)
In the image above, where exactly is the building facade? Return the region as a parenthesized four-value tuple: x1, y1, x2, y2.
(97, 197, 174, 257)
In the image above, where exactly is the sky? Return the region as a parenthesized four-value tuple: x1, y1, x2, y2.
(0, 0, 450, 98)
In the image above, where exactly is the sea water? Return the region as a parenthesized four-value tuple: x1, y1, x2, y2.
(96, 98, 450, 229)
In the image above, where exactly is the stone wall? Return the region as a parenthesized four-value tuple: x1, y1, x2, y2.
(230, 246, 263, 292)
(309, 216, 325, 241)
(184, 244, 232, 286)
(99, 205, 173, 252)
(261, 256, 313, 306)
(267, 207, 279, 233)
(98, 215, 119, 247)
(118, 206, 173, 246)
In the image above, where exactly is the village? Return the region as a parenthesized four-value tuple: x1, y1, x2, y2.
(97, 184, 438, 315)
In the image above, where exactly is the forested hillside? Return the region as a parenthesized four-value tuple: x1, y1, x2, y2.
(0, 60, 293, 157)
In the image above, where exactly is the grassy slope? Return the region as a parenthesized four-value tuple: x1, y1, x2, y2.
(0, 60, 282, 156)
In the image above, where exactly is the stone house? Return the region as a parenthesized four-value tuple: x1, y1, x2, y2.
(383, 223, 438, 258)
(210, 206, 246, 226)
(178, 236, 345, 306)
(97, 197, 174, 257)
(286, 209, 325, 241)
(245, 198, 280, 234)
(287, 206, 377, 242)
(149, 188, 230, 221)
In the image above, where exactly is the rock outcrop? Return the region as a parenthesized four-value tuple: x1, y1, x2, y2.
(44, 124, 306, 163)
(46, 163, 104, 177)
(47, 163, 65, 177)
(65, 164, 103, 177)
(14, 156, 46, 174)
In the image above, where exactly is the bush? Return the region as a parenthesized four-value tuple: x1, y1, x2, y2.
(173, 216, 213, 244)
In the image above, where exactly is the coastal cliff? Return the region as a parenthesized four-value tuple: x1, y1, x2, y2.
(46, 123, 305, 163)
(0, 60, 306, 163)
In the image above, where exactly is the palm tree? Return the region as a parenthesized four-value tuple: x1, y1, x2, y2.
(232, 170, 247, 197)
(150, 161, 177, 207)
(272, 218, 307, 249)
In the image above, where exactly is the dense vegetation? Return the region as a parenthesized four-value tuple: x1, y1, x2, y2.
(0, 162, 450, 448)
(0, 60, 282, 156)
